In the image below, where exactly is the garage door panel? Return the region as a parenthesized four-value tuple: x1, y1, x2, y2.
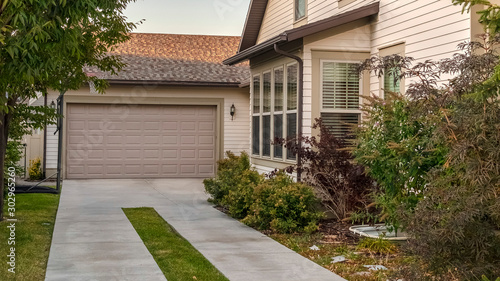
(66, 104, 217, 179)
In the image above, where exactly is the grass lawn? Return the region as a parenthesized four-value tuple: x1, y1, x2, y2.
(0, 191, 60, 280)
(123, 207, 229, 281)
(269, 232, 405, 281)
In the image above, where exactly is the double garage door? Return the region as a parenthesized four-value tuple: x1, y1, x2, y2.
(66, 104, 217, 179)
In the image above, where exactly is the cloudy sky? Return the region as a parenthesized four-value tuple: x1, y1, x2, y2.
(124, 0, 251, 36)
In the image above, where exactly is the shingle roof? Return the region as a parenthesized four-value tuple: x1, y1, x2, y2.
(86, 33, 250, 86)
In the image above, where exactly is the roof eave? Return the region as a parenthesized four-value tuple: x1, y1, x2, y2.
(223, 34, 287, 65)
(106, 79, 242, 88)
(224, 2, 380, 66)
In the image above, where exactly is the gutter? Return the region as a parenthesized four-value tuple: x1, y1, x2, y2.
(106, 79, 244, 88)
(273, 44, 303, 182)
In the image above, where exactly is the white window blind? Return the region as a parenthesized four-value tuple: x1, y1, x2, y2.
(322, 62, 359, 110)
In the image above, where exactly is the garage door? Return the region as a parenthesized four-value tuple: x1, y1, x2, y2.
(66, 104, 217, 179)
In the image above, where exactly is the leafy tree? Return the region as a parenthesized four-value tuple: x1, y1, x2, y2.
(0, 0, 136, 220)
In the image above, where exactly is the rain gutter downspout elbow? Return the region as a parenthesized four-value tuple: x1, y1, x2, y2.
(273, 43, 303, 182)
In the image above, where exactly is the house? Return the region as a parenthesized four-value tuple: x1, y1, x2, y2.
(28, 33, 250, 179)
(223, 0, 487, 174)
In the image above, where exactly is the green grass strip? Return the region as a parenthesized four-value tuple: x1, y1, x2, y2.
(123, 207, 229, 281)
(0, 193, 60, 280)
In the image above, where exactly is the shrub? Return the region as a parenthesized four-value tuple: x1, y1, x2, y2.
(204, 151, 263, 219)
(243, 171, 324, 234)
(356, 32, 500, 279)
(353, 93, 447, 231)
(28, 157, 42, 181)
(275, 119, 374, 221)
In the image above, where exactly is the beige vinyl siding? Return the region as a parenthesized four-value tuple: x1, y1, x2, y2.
(256, 0, 294, 44)
(46, 124, 58, 169)
(369, 1, 471, 94)
(224, 94, 252, 154)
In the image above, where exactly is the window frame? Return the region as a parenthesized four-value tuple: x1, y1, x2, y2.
(252, 74, 262, 156)
(294, 0, 307, 22)
(379, 43, 405, 98)
(251, 62, 298, 163)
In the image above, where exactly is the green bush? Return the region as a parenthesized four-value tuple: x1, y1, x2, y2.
(204, 153, 323, 234)
(204, 151, 262, 219)
(353, 93, 446, 231)
(243, 171, 324, 234)
(28, 157, 42, 181)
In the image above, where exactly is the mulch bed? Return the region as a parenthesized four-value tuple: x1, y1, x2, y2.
(14, 185, 59, 194)
(317, 219, 361, 245)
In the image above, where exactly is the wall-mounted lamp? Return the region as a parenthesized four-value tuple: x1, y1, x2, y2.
(50, 100, 56, 109)
(230, 104, 236, 120)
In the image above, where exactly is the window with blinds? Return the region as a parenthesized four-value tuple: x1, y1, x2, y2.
(321, 61, 361, 138)
(322, 62, 359, 110)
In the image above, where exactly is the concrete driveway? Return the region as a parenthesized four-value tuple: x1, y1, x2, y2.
(45, 179, 345, 281)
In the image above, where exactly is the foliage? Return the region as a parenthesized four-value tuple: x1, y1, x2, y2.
(0, 0, 137, 219)
(203, 151, 263, 219)
(356, 237, 397, 255)
(275, 119, 374, 221)
(354, 64, 447, 232)
(28, 157, 42, 181)
(242, 171, 324, 234)
(355, 20, 500, 281)
(400, 32, 500, 279)
(204, 153, 322, 233)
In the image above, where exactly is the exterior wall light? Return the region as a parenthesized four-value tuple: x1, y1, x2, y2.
(50, 100, 56, 109)
(230, 104, 236, 120)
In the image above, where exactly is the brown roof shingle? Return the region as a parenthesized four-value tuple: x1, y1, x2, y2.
(87, 33, 250, 86)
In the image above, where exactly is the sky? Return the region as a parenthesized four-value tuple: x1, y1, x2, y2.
(124, 0, 251, 36)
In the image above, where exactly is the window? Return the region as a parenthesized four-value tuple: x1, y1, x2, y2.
(379, 43, 405, 97)
(252, 75, 260, 155)
(320, 61, 361, 138)
(286, 64, 298, 160)
(274, 68, 284, 158)
(251, 64, 298, 161)
(384, 67, 400, 94)
(262, 72, 271, 157)
(295, 0, 306, 21)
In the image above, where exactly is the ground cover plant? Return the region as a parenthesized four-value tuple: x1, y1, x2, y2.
(123, 207, 229, 281)
(0, 192, 60, 280)
(269, 222, 405, 281)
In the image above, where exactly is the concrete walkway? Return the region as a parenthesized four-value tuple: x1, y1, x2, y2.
(45, 179, 346, 281)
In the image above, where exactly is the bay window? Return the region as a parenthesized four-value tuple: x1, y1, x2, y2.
(252, 63, 298, 161)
